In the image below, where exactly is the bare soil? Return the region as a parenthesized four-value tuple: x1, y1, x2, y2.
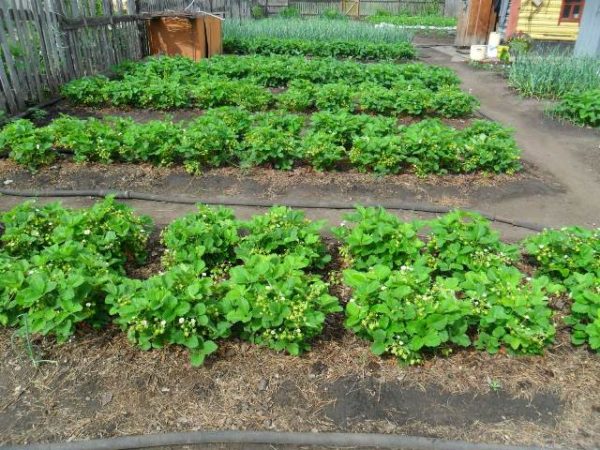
(1, 47, 599, 449)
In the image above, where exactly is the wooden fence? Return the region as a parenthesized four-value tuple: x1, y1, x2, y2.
(0, 0, 249, 116)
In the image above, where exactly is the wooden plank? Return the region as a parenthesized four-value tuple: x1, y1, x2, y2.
(0, 4, 26, 109)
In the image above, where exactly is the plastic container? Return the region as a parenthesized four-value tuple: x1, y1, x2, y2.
(470, 45, 487, 61)
(487, 32, 501, 58)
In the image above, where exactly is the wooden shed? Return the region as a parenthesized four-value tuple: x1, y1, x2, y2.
(505, 0, 585, 41)
(145, 12, 223, 60)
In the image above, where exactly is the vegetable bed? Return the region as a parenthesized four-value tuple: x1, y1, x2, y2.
(0, 112, 519, 175)
(1, 199, 598, 369)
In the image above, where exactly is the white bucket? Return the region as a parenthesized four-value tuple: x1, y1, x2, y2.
(470, 45, 487, 61)
(487, 32, 501, 58)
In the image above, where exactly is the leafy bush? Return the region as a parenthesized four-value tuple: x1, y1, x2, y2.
(553, 89, 600, 127)
(0, 243, 116, 341)
(1, 198, 152, 269)
(106, 264, 229, 366)
(314, 83, 355, 111)
(237, 206, 330, 269)
(333, 206, 424, 270)
(461, 267, 559, 355)
(524, 227, 600, 282)
(240, 126, 300, 169)
(565, 272, 600, 350)
(277, 80, 317, 112)
(223, 37, 416, 61)
(344, 265, 472, 364)
(161, 204, 240, 272)
(460, 120, 521, 174)
(0, 119, 56, 171)
(431, 87, 479, 118)
(349, 134, 406, 174)
(425, 210, 519, 277)
(222, 254, 341, 355)
(302, 131, 346, 170)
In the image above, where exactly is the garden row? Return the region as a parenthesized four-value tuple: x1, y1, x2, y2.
(222, 18, 414, 45)
(222, 37, 416, 60)
(63, 55, 461, 101)
(63, 73, 477, 117)
(0, 199, 598, 366)
(0, 111, 520, 175)
(507, 51, 600, 127)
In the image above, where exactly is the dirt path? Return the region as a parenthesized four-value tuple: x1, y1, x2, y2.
(419, 46, 600, 229)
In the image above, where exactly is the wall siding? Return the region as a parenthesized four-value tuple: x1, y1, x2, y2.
(516, 0, 581, 41)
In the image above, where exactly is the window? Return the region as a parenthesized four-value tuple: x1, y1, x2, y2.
(559, 0, 585, 23)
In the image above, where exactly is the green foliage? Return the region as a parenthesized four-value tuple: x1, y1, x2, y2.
(314, 83, 355, 111)
(277, 80, 317, 112)
(223, 36, 416, 61)
(367, 12, 456, 27)
(344, 265, 472, 364)
(222, 254, 341, 355)
(349, 134, 406, 174)
(425, 210, 519, 277)
(333, 206, 424, 270)
(431, 87, 480, 118)
(508, 50, 600, 99)
(161, 205, 240, 272)
(237, 206, 330, 269)
(524, 227, 600, 282)
(301, 131, 346, 171)
(565, 272, 600, 350)
(0, 119, 55, 171)
(279, 6, 301, 18)
(0, 243, 116, 341)
(106, 264, 228, 366)
(240, 125, 300, 169)
(223, 17, 413, 44)
(1, 197, 152, 269)
(461, 267, 558, 355)
(553, 89, 600, 127)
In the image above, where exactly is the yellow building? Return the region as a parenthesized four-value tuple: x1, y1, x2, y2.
(508, 0, 584, 41)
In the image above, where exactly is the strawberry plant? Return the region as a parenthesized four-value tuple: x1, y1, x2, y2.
(106, 264, 230, 366)
(333, 206, 424, 270)
(565, 272, 600, 351)
(461, 120, 521, 174)
(524, 226, 600, 282)
(0, 242, 116, 342)
(431, 87, 479, 118)
(1, 197, 152, 269)
(425, 210, 519, 277)
(222, 254, 341, 355)
(553, 89, 600, 127)
(344, 264, 473, 364)
(0, 119, 56, 171)
(301, 131, 346, 171)
(237, 206, 330, 269)
(239, 126, 300, 170)
(314, 83, 355, 111)
(349, 134, 406, 174)
(277, 80, 317, 112)
(461, 267, 559, 355)
(161, 204, 240, 272)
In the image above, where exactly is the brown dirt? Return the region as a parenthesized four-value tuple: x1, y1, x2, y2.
(0, 236, 599, 448)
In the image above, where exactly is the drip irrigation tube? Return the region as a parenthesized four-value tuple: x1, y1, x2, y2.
(3, 430, 563, 450)
(0, 188, 548, 232)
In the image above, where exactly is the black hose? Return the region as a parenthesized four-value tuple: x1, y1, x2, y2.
(3, 430, 562, 450)
(0, 188, 547, 232)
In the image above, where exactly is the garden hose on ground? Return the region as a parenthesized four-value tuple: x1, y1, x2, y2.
(4, 430, 564, 450)
(0, 188, 549, 231)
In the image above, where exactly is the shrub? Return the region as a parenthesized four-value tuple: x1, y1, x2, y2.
(349, 134, 406, 174)
(277, 80, 317, 112)
(344, 265, 472, 364)
(462, 267, 559, 355)
(237, 206, 330, 269)
(302, 131, 346, 171)
(222, 254, 341, 355)
(106, 264, 229, 366)
(0, 243, 116, 341)
(565, 272, 600, 351)
(1, 197, 152, 269)
(161, 204, 240, 273)
(0, 119, 56, 171)
(240, 126, 300, 169)
(553, 89, 600, 127)
(431, 87, 479, 117)
(333, 206, 424, 270)
(314, 83, 355, 111)
(524, 226, 600, 282)
(425, 210, 519, 277)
